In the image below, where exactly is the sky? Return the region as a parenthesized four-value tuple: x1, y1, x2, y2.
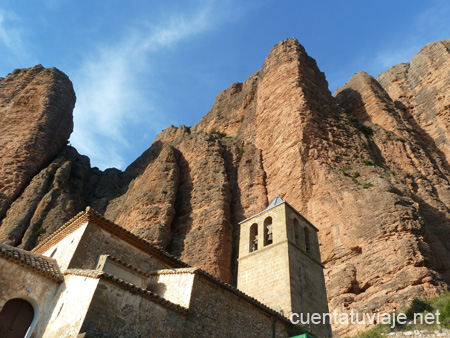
(1, 0, 450, 170)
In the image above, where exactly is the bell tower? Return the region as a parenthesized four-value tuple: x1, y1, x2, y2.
(237, 195, 331, 337)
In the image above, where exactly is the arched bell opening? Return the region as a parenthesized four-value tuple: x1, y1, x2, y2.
(264, 217, 273, 246)
(249, 223, 258, 252)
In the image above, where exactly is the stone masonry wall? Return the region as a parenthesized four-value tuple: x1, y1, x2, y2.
(288, 241, 329, 314)
(41, 274, 99, 338)
(237, 203, 330, 337)
(0, 259, 60, 338)
(284, 205, 321, 263)
(39, 222, 88, 271)
(285, 205, 331, 337)
(238, 203, 288, 255)
(238, 203, 292, 313)
(80, 279, 186, 338)
(99, 255, 148, 289)
(147, 269, 196, 308)
(187, 274, 289, 338)
(238, 241, 291, 314)
(69, 224, 170, 273)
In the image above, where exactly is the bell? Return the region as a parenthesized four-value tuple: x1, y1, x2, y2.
(252, 237, 258, 251)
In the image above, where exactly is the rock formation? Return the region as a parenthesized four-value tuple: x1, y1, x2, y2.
(1, 38, 450, 336)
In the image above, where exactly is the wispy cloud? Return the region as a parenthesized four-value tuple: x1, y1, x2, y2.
(370, 1, 450, 76)
(374, 45, 420, 71)
(416, 1, 450, 38)
(70, 3, 218, 170)
(0, 10, 26, 58)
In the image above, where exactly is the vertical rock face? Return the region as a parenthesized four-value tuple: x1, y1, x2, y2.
(2, 38, 450, 336)
(102, 141, 180, 249)
(0, 146, 93, 249)
(0, 65, 75, 221)
(377, 40, 450, 169)
(333, 68, 450, 335)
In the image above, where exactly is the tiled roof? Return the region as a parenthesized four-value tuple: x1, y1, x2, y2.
(265, 195, 285, 211)
(0, 243, 63, 282)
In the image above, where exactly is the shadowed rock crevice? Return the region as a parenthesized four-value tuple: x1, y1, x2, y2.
(167, 148, 193, 258)
(219, 138, 244, 284)
(0, 146, 91, 249)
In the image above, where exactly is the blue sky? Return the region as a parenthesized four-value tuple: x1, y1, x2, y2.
(1, 0, 450, 170)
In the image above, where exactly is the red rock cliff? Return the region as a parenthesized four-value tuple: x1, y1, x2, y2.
(1, 39, 450, 335)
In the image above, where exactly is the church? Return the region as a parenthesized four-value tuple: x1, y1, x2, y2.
(0, 196, 331, 337)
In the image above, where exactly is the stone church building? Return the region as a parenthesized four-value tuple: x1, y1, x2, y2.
(0, 197, 331, 337)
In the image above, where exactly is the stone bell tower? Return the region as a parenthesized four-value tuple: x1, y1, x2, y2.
(237, 195, 331, 337)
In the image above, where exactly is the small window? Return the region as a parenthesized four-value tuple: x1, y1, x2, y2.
(304, 227, 311, 253)
(264, 217, 273, 246)
(293, 218, 301, 247)
(249, 223, 258, 252)
(50, 248, 57, 258)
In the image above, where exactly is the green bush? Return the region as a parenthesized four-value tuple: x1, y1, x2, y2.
(341, 165, 352, 177)
(442, 300, 450, 317)
(354, 325, 385, 338)
(405, 298, 434, 320)
(360, 125, 374, 136)
(34, 226, 45, 236)
(286, 323, 317, 337)
(363, 160, 374, 166)
(355, 293, 450, 336)
(348, 115, 359, 128)
(384, 170, 396, 177)
(430, 291, 450, 327)
(347, 115, 374, 137)
(352, 177, 361, 185)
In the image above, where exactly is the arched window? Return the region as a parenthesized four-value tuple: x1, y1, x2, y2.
(249, 223, 258, 252)
(0, 298, 34, 338)
(264, 217, 273, 246)
(293, 218, 301, 247)
(304, 227, 311, 253)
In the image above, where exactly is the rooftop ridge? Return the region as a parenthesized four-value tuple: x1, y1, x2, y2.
(33, 207, 190, 268)
(65, 269, 188, 315)
(238, 195, 287, 224)
(32, 209, 89, 253)
(265, 194, 285, 210)
(103, 255, 151, 277)
(148, 267, 199, 275)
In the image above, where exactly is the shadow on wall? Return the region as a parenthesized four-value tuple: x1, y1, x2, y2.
(146, 280, 167, 298)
